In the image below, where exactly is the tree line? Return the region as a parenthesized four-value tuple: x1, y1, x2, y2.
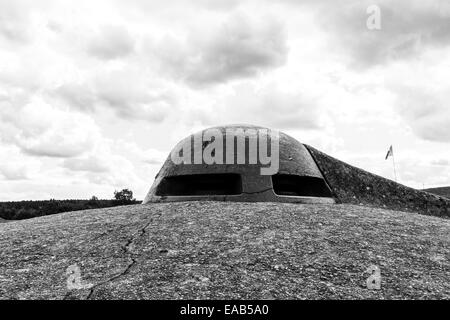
(0, 189, 140, 221)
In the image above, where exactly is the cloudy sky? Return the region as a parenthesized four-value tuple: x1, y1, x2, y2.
(1, 0, 449, 201)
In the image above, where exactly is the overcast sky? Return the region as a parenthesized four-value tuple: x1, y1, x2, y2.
(1, 0, 449, 200)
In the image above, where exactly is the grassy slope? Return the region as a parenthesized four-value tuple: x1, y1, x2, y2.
(0, 202, 448, 300)
(425, 186, 450, 199)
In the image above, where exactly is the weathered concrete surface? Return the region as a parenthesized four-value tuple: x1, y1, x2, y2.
(307, 146, 450, 218)
(0, 202, 448, 300)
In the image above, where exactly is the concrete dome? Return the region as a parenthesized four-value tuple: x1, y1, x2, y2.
(143, 125, 334, 204)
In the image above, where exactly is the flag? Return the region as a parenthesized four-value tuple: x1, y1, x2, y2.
(385, 145, 393, 160)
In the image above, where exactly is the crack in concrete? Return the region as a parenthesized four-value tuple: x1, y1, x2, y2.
(84, 215, 159, 300)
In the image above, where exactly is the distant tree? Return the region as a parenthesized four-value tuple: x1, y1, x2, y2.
(114, 189, 135, 204)
(87, 196, 99, 207)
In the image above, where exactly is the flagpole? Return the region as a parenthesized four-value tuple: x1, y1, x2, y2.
(391, 151, 398, 182)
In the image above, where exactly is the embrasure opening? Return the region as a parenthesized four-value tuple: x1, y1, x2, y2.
(156, 174, 242, 196)
(272, 174, 333, 197)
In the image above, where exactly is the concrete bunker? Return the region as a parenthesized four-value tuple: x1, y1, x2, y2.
(143, 125, 335, 204)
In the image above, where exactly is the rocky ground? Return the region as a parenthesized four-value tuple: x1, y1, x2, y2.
(0, 202, 448, 299)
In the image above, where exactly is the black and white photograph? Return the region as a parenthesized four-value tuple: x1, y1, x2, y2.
(0, 0, 448, 311)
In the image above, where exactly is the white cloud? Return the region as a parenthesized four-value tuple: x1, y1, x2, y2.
(0, 164, 28, 180)
(431, 159, 449, 166)
(393, 87, 450, 142)
(63, 156, 110, 173)
(61, 140, 148, 195)
(215, 83, 325, 130)
(149, 13, 288, 85)
(120, 143, 168, 166)
(87, 25, 135, 60)
(0, 145, 40, 181)
(53, 67, 178, 123)
(0, 97, 101, 158)
(93, 69, 176, 122)
(56, 83, 96, 112)
(307, 0, 450, 68)
(0, 0, 33, 44)
(383, 52, 450, 143)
